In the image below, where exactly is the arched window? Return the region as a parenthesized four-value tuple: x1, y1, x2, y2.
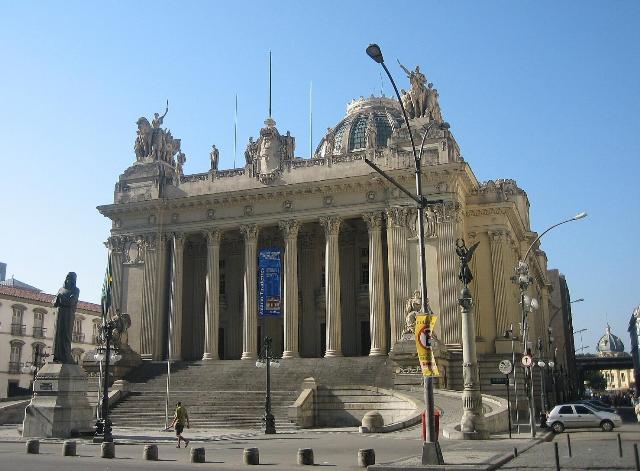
(30, 343, 47, 368)
(33, 309, 46, 338)
(11, 305, 26, 336)
(9, 340, 24, 373)
(72, 318, 85, 343)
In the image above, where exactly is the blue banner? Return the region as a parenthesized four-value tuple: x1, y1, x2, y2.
(258, 248, 282, 317)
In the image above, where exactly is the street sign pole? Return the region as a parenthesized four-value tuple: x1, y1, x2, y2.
(506, 374, 512, 438)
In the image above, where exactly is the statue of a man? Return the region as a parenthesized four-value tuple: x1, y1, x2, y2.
(152, 100, 169, 129)
(324, 127, 335, 158)
(52, 272, 80, 364)
(210, 144, 219, 171)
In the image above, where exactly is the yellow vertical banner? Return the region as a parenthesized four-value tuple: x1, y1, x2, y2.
(415, 314, 439, 377)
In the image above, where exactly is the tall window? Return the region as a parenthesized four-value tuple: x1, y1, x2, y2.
(92, 321, 101, 344)
(11, 306, 25, 335)
(9, 341, 23, 373)
(33, 310, 45, 338)
(72, 318, 84, 343)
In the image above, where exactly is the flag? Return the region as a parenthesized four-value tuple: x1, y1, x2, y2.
(415, 313, 440, 377)
(101, 252, 113, 321)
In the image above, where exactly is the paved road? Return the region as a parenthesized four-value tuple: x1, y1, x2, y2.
(500, 422, 640, 470)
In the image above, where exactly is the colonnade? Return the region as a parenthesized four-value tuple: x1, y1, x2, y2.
(107, 204, 463, 362)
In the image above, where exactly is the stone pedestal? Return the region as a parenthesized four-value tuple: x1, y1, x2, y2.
(22, 363, 94, 438)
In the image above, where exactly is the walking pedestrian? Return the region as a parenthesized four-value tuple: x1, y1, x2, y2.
(171, 401, 190, 448)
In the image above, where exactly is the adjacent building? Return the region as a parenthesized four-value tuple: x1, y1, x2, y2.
(0, 284, 101, 398)
(597, 325, 634, 392)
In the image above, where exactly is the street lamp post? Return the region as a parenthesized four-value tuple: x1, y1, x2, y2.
(504, 324, 520, 433)
(365, 43, 447, 465)
(256, 336, 279, 434)
(515, 211, 587, 438)
(93, 320, 121, 443)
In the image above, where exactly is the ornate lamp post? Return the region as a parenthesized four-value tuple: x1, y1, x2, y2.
(93, 319, 121, 443)
(256, 336, 279, 434)
(515, 211, 587, 437)
(365, 43, 448, 465)
(456, 239, 488, 438)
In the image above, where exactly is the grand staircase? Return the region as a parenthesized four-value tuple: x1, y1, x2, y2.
(108, 357, 395, 431)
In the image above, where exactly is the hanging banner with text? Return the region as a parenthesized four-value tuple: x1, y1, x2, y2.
(258, 248, 282, 317)
(415, 314, 440, 377)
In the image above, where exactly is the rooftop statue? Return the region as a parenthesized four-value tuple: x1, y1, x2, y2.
(52, 272, 80, 364)
(245, 118, 294, 184)
(398, 61, 443, 123)
(134, 100, 181, 167)
(210, 144, 219, 171)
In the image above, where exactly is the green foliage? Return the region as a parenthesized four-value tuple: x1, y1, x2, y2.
(584, 370, 607, 391)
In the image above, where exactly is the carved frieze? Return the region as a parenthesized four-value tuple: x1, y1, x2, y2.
(385, 206, 410, 228)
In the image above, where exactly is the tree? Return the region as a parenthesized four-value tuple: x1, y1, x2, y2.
(584, 370, 607, 391)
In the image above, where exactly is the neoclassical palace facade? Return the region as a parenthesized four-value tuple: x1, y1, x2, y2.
(98, 82, 557, 389)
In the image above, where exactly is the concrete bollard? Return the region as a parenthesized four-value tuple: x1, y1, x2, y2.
(243, 447, 260, 465)
(62, 440, 76, 456)
(25, 439, 39, 454)
(190, 447, 205, 463)
(101, 442, 115, 459)
(297, 448, 314, 465)
(358, 449, 375, 467)
(143, 444, 158, 461)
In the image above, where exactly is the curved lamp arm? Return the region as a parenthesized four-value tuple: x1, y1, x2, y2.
(523, 212, 587, 263)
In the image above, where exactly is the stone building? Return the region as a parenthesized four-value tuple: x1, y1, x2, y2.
(97, 68, 560, 396)
(597, 325, 634, 392)
(0, 285, 101, 398)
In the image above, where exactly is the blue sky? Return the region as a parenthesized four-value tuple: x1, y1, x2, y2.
(1, 1, 638, 353)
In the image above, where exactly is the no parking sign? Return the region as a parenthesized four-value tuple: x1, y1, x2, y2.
(415, 314, 440, 377)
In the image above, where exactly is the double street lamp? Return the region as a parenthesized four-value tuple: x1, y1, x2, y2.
(21, 345, 49, 388)
(365, 43, 448, 465)
(256, 336, 280, 434)
(93, 319, 122, 443)
(515, 211, 587, 437)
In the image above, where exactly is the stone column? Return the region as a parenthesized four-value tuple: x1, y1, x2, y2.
(435, 203, 460, 345)
(141, 234, 159, 358)
(169, 233, 185, 360)
(459, 287, 489, 438)
(203, 229, 222, 360)
(153, 234, 169, 360)
(240, 224, 259, 360)
(280, 220, 300, 359)
(106, 236, 125, 314)
(385, 207, 411, 349)
(363, 212, 386, 356)
(489, 230, 509, 338)
(320, 216, 342, 358)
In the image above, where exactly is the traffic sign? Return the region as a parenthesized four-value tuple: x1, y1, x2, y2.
(498, 359, 513, 375)
(521, 355, 533, 367)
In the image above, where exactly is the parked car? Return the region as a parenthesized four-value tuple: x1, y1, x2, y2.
(547, 403, 622, 433)
(578, 400, 617, 413)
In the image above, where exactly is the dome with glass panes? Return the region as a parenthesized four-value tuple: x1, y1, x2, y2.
(314, 96, 404, 158)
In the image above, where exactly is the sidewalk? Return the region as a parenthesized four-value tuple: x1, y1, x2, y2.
(0, 423, 551, 471)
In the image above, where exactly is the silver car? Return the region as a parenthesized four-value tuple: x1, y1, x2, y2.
(547, 403, 622, 433)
